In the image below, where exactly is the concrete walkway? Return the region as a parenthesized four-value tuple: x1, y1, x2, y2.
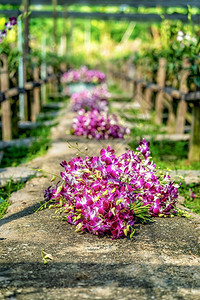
(0, 102, 200, 300)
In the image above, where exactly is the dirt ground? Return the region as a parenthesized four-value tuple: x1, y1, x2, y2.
(0, 104, 200, 300)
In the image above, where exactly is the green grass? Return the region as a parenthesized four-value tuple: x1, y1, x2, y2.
(0, 180, 25, 219)
(108, 83, 124, 95)
(127, 107, 200, 215)
(1, 126, 51, 168)
(179, 182, 200, 215)
(127, 107, 200, 171)
(129, 137, 200, 170)
(0, 99, 66, 218)
(0, 99, 65, 168)
(130, 123, 165, 137)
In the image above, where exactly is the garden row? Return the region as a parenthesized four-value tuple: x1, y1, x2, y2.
(0, 54, 61, 143)
(106, 56, 200, 162)
(42, 66, 182, 239)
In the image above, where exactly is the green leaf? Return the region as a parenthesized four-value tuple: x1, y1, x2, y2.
(75, 223, 83, 232)
(51, 176, 56, 182)
(194, 77, 200, 87)
(130, 227, 135, 238)
(56, 185, 63, 195)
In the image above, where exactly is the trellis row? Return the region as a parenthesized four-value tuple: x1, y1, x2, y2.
(0, 54, 59, 141)
(106, 58, 200, 162)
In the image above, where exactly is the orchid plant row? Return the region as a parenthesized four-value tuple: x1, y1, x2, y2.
(0, 17, 17, 43)
(61, 66, 106, 84)
(70, 85, 110, 112)
(71, 109, 130, 140)
(44, 140, 179, 239)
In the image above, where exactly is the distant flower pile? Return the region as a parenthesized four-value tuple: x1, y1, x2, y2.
(44, 140, 179, 239)
(71, 109, 130, 140)
(62, 66, 128, 140)
(61, 66, 106, 84)
(91, 84, 111, 100)
(70, 85, 110, 112)
(0, 17, 17, 42)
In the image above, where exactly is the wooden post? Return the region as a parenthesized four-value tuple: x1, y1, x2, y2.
(0, 55, 12, 141)
(23, 0, 30, 121)
(12, 95, 19, 138)
(32, 60, 41, 120)
(144, 69, 153, 113)
(135, 66, 143, 107)
(52, 0, 57, 52)
(175, 58, 190, 134)
(127, 60, 134, 95)
(23, 0, 30, 57)
(123, 62, 128, 92)
(125, 61, 131, 93)
(121, 63, 125, 91)
(144, 86, 152, 113)
(69, 17, 74, 54)
(41, 34, 47, 104)
(84, 20, 91, 48)
(46, 66, 51, 97)
(188, 102, 200, 162)
(155, 58, 167, 125)
(59, 6, 67, 56)
(163, 94, 176, 134)
(17, 17, 27, 121)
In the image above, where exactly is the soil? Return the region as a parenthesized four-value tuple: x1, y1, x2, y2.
(0, 103, 200, 300)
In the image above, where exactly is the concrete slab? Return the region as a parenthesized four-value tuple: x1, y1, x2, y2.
(0, 167, 39, 187)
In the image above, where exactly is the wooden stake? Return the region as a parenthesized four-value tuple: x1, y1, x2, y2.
(175, 58, 190, 134)
(155, 58, 167, 125)
(52, 0, 57, 52)
(144, 87, 152, 113)
(41, 34, 47, 103)
(135, 66, 143, 106)
(23, 0, 30, 121)
(188, 102, 200, 162)
(0, 55, 12, 141)
(69, 17, 74, 54)
(60, 6, 68, 56)
(18, 17, 26, 120)
(33, 61, 41, 120)
(163, 95, 176, 134)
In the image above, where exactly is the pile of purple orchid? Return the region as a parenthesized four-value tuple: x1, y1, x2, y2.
(70, 85, 110, 112)
(71, 109, 130, 140)
(69, 83, 129, 139)
(44, 139, 179, 239)
(0, 17, 17, 42)
(61, 66, 106, 84)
